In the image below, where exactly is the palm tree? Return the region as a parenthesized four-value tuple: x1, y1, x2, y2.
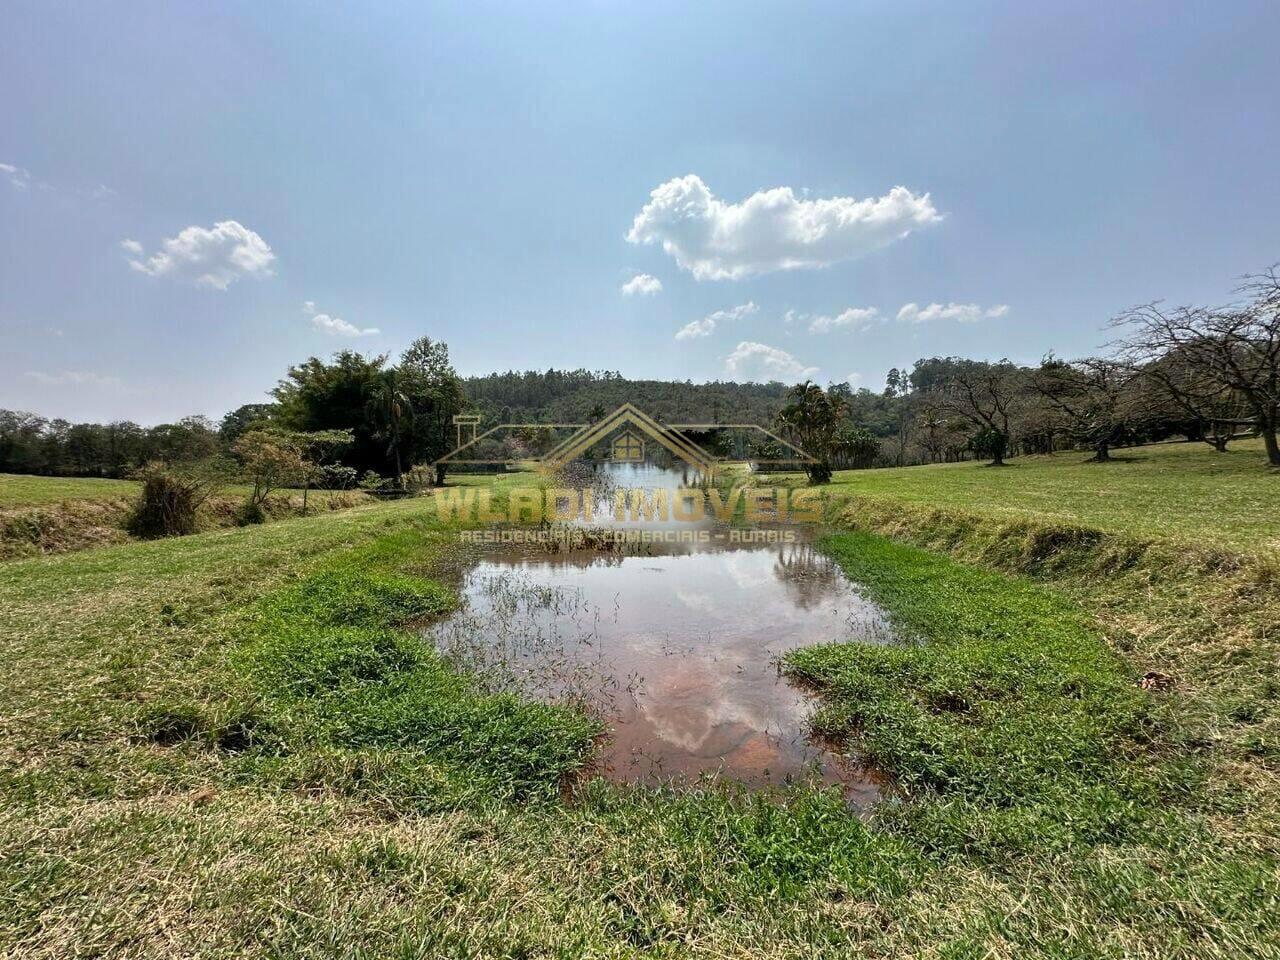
(367, 370, 413, 488)
(776, 381, 846, 483)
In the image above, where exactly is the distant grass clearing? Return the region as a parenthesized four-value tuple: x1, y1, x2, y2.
(765, 439, 1279, 551)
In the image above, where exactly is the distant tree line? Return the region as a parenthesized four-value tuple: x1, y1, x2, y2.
(1, 336, 466, 488)
(0, 412, 222, 479)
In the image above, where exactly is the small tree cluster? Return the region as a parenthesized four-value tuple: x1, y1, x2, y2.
(232, 428, 352, 521)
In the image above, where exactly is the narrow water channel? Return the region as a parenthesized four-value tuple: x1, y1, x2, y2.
(428, 464, 894, 804)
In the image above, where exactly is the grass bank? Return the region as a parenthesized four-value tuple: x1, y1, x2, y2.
(0, 474, 365, 560)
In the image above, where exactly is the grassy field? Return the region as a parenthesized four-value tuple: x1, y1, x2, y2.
(1, 453, 1278, 956)
(779, 439, 1278, 552)
(0, 473, 140, 507)
(0, 473, 355, 508)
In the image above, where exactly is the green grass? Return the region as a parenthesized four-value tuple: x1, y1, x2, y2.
(0, 473, 139, 506)
(0, 499, 914, 955)
(230, 529, 602, 807)
(772, 439, 1279, 551)
(787, 533, 1186, 857)
(0, 472, 364, 508)
(2, 459, 1278, 956)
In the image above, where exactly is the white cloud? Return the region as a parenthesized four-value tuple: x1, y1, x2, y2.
(627, 174, 942, 280)
(723, 341, 818, 383)
(896, 302, 1009, 324)
(2, 163, 114, 197)
(675, 317, 715, 340)
(807, 306, 880, 334)
(125, 220, 276, 290)
(621, 273, 663, 296)
(1, 163, 31, 189)
(302, 300, 317, 314)
(311, 313, 379, 338)
(675, 301, 757, 341)
(847, 372, 864, 388)
(24, 370, 123, 388)
(119, 239, 144, 256)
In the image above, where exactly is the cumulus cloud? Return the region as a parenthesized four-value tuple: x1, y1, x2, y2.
(24, 370, 123, 388)
(896, 302, 1009, 324)
(627, 174, 941, 280)
(675, 301, 758, 341)
(1, 163, 31, 189)
(806, 306, 880, 334)
(125, 220, 276, 289)
(847, 372, 864, 388)
(621, 273, 663, 296)
(309, 305, 379, 338)
(723, 341, 818, 383)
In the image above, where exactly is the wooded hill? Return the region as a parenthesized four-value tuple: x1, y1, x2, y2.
(461, 370, 791, 426)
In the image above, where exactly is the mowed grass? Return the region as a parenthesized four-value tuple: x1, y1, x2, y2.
(775, 439, 1278, 551)
(0, 472, 362, 508)
(3, 477, 1279, 956)
(0, 497, 910, 955)
(0, 473, 139, 506)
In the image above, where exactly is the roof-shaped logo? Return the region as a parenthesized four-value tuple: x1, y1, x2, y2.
(433, 403, 816, 470)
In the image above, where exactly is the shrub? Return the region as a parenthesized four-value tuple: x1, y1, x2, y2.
(319, 463, 359, 490)
(126, 461, 218, 538)
(235, 499, 267, 526)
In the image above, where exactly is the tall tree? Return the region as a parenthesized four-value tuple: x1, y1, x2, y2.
(1032, 356, 1138, 462)
(1132, 347, 1252, 452)
(273, 351, 390, 474)
(942, 360, 1026, 466)
(775, 381, 847, 483)
(399, 336, 465, 485)
(219, 403, 279, 445)
(367, 370, 413, 488)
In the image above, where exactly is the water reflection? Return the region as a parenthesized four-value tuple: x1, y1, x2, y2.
(427, 464, 892, 804)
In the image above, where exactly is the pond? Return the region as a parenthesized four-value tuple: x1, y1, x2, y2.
(427, 464, 894, 804)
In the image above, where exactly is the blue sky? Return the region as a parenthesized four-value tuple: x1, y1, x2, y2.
(3, 1, 1278, 423)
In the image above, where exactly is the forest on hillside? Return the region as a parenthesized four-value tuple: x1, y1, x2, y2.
(461, 370, 791, 426)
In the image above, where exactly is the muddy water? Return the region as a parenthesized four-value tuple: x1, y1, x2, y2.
(428, 464, 894, 804)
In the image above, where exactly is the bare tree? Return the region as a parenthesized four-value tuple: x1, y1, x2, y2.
(1114, 268, 1280, 465)
(943, 360, 1026, 466)
(1132, 346, 1252, 452)
(1032, 356, 1138, 462)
